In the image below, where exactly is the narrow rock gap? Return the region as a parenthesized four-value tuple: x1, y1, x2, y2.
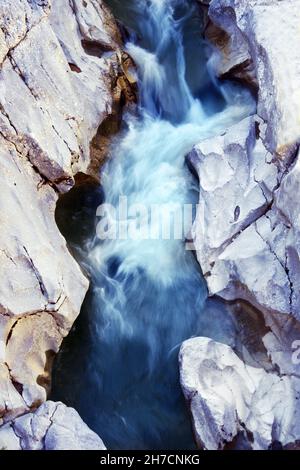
(48, 0, 269, 451)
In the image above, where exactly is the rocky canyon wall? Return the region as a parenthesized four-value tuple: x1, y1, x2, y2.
(1, 0, 299, 452)
(181, 0, 300, 450)
(0, 0, 135, 450)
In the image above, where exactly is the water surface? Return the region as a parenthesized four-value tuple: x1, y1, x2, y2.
(51, 0, 254, 450)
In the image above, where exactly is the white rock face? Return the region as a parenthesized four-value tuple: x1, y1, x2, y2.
(0, 401, 106, 450)
(0, 0, 124, 449)
(184, 0, 300, 450)
(180, 337, 300, 450)
(190, 114, 299, 319)
(208, 0, 300, 159)
(192, 1, 300, 322)
(190, 114, 279, 290)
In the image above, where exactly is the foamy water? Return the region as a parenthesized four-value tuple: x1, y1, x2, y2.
(51, 0, 255, 449)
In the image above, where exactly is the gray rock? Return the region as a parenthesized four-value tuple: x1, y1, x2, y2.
(191, 0, 300, 322)
(208, 0, 300, 159)
(0, 0, 121, 431)
(0, 401, 105, 450)
(185, 0, 300, 451)
(190, 115, 279, 281)
(180, 337, 300, 450)
(190, 114, 299, 319)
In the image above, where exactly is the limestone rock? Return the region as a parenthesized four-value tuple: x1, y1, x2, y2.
(0, 401, 105, 450)
(208, 0, 300, 159)
(190, 114, 279, 278)
(0, 0, 122, 427)
(189, 114, 297, 317)
(69, 0, 122, 51)
(190, 114, 300, 321)
(179, 337, 300, 450)
(0, 363, 27, 424)
(0, 129, 88, 421)
(185, 0, 300, 450)
(205, 7, 255, 87)
(0, 0, 120, 187)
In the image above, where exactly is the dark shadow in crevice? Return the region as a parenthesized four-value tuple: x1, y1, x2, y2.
(55, 178, 103, 252)
(81, 39, 113, 57)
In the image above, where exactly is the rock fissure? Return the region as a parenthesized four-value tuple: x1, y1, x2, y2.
(205, 198, 274, 275)
(7, 53, 39, 100)
(22, 246, 48, 300)
(41, 401, 59, 449)
(0, 15, 47, 68)
(0, 128, 59, 191)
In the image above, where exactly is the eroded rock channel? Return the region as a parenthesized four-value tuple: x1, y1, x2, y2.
(50, 0, 259, 450)
(1, 0, 300, 451)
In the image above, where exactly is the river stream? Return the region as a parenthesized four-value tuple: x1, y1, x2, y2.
(51, 0, 254, 450)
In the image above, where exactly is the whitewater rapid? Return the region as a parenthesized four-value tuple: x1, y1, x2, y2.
(51, 0, 254, 449)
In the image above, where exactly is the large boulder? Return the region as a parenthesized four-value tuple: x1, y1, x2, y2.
(190, 113, 300, 320)
(180, 337, 300, 450)
(0, 401, 105, 450)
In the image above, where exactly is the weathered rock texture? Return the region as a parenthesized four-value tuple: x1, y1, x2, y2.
(0, 0, 134, 448)
(206, 0, 300, 160)
(0, 400, 105, 450)
(194, 0, 300, 326)
(185, 0, 300, 450)
(190, 114, 291, 318)
(180, 337, 300, 450)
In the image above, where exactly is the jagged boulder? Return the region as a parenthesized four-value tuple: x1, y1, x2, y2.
(179, 337, 300, 450)
(189, 112, 300, 320)
(0, 401, 105, 450)
(207, 0, 300, 159)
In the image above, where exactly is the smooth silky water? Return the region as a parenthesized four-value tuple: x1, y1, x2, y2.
(51, 0, 255, 449)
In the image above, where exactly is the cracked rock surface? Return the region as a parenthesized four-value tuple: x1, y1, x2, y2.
(190, 113, 298, 319)
(193, 0, 300, 323)
(180, 337, 300, 450)
(0, 0, 129, 448)
(207, 0, 300, 160)
(0, 400, 105, 450)
(184, 0, 300, 450)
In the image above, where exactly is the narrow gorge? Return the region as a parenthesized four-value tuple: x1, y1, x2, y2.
(51, 0, 253, 450)
(0, 0, 300, 452)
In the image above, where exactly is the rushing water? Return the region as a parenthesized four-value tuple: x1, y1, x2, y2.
(51, 0, 255, 450)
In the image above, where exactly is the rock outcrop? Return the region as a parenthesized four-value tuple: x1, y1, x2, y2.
(193, 0, 300, 324)
(0, 400, 105, 450)
(0, 0, 134, 449)
(180, 337, 300, 450)
(206, 0, 300, 160)
(184, 0, 300, 450)
(190, 113, 296, 319)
